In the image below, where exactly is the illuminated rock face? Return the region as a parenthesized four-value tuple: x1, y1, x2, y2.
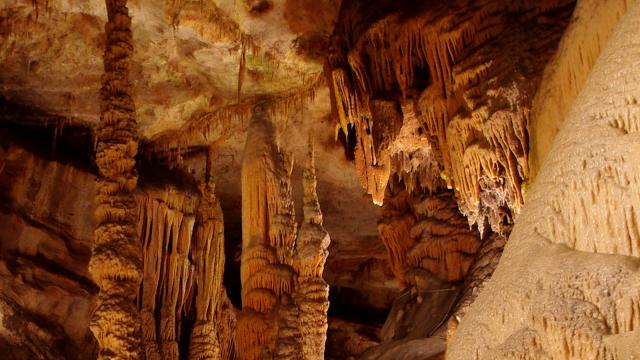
(326, 0, 574, 234)
(135, 184, 228, 360)
(0, 139, 99, 359)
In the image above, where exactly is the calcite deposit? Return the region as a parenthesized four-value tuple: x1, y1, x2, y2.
(2, 0, 640, 359)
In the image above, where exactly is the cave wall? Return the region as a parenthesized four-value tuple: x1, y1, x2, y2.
(528, 0, 636, 181)
(448, 1, 640, 358)
(0, 139, 98, 359)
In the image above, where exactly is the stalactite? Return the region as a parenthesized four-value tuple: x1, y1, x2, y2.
(327, 0, 572, 233)
(238, 36, 248, 103)
(88, 0, 143, 358)
(188, 147, 226, 360)
(137, 195, 163, 360)
(157, 195, 195, 358)
(136, 188, 198, 360)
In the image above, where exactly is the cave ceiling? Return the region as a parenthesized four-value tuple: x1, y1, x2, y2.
(0, 0, 394, 316)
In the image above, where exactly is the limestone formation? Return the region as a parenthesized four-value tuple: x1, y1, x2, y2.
(188, 152, 226, 360)
(294, 137, 331, 360)
(448, 2, 640, 358)
(379, 188, 481, 288)
(238, 103, 331, 360)
(327, 0, 573, 234)
(136, 188, 198, 359)
(237, 101, 298, 360)
(88, 0, 144, 358)
(7, 0, 640, 359)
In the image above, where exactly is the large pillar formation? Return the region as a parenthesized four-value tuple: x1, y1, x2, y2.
(237, 102, 331, 360)
(449, 2, 640, 358)
(237, 101, 298, 360)
(88, 0, 143, 358)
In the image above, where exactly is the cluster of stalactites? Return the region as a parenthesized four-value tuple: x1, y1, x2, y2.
(378, 188, 481, 288)
(327, 0, 572, 234)
(237, 105, 331, 360)
(88, 0, 143, 358)
(188, 164, 226, 360)
(327, 1, 498, 206)
(134, 170, 230, 360)
(136, 189, 198, 360)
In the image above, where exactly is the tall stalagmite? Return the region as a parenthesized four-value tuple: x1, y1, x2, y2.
(294, 137, 331, 360)
(237, 101, 298, 360)
(237, 102, 331, 359)
(88, 0, 143, 358)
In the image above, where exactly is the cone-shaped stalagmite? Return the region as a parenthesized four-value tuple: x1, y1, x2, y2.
(88, 0, 143, 358)
(294, 136, 331, 360)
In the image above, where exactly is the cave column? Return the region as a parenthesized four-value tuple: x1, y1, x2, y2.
(449, 2, 640, 358)
(88, 0, 143, 358)
(236, 102, 298, 360)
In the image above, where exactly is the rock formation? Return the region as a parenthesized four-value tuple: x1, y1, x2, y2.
(88, 0, 144, 358)
(137, 188, 197, 359)
(294, 136, 331, 360)
(188, 152, 226, 360)
(236, 101, 298, 360)
(237, 103, 331, 360)
(5, 0, 640, 359)
(448, 2, 640, 358)
(326, 0, 574, 233)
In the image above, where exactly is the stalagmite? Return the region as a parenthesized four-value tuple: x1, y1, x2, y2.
(88, 0, 144, 358)
(446, 229, 508, 344)
(189, 149, 226, 360)
(237, 101, 332, 359)
(237, 100, 298, 360)
(293, 136, 331, 360)
(529, 0, 636, 180)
